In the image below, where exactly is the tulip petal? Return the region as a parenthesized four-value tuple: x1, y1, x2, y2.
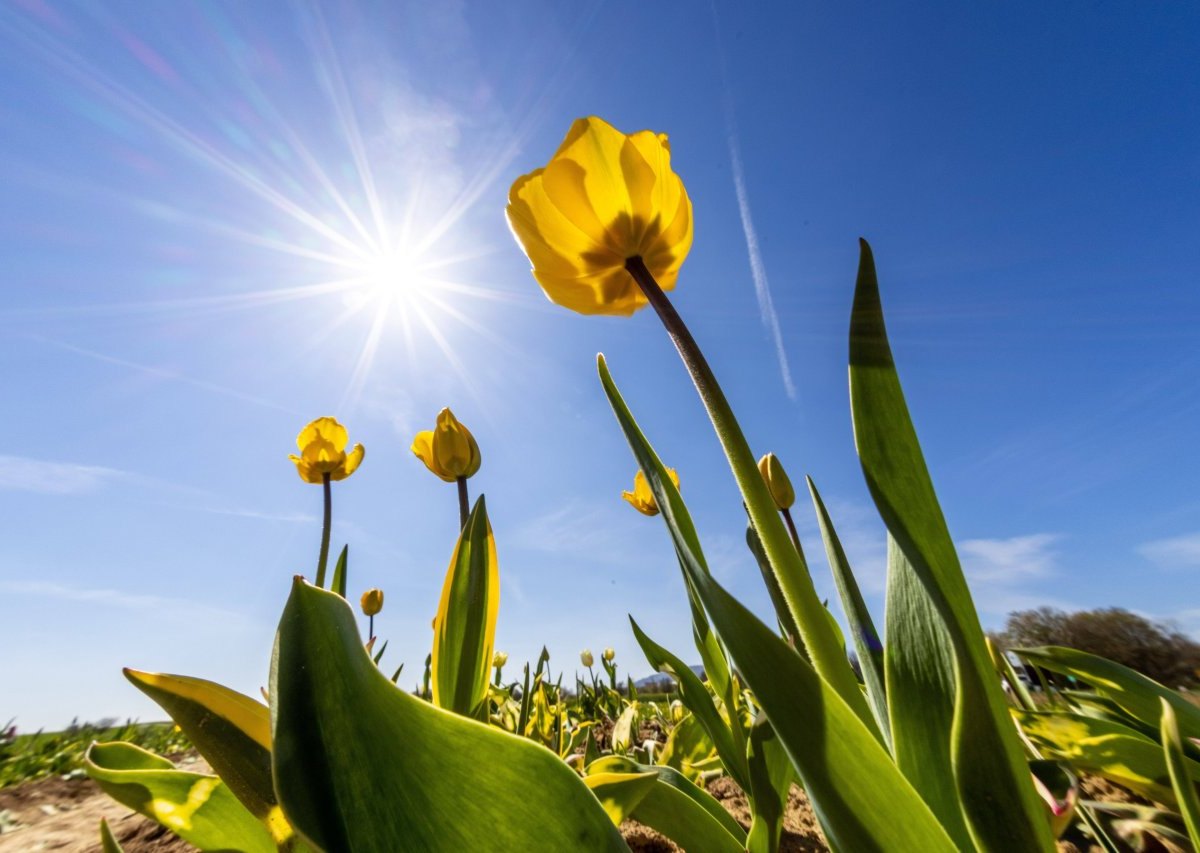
(297, 417, 348, 454)
(335, 444, 364, 481)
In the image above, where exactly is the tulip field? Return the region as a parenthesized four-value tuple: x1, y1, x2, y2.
(16, 117, 1200, 852)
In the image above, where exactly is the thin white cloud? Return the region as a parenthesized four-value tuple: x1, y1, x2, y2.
(509, 500, 648, 565)
(728, 140, 797, 401)
(1137, 532, 1200, 570)
(710, 0, 796, 401)
(959, 533, 1061, 584)
(0, 579, 252, 625)
(0, 455, 125, 495)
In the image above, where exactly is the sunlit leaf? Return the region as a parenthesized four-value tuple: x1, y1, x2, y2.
(270, 578, 625, 851)
(85, 741, 275, 853)
(1160, 699, 1200, 846)
(849, 239, 1053, 851)
(431, 495, 500, 717)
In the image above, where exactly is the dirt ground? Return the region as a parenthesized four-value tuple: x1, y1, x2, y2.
(0, 758, 1173, 852)
(0, 755, 207, 852)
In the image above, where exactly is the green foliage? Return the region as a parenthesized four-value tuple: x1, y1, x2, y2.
(0, 719, 189, 789)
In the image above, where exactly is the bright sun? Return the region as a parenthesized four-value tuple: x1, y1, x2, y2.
(360, 250, 429, 304)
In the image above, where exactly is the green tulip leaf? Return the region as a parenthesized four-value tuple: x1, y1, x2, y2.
(582, 771, 659, 825)
(849, 239, 1054, 851)
(807, 477, 889, 743)
(270, 577, 627, 852)
(1160, 700, 1200, 846)
(431, 495, 499, 717)
(85, 741, 275, 853)
(122, 669, 287, 840)
(596, 358, 955, 851)
(1017, 709, 1200, 806)
(629, 616, 749, 792)
(658, 711, 718, 783)
(99, 818, 124, 853)
(746, 716, 794, 853)
(331, 544, 348, 599)
(882, 534, 970, 848)
(1015, 646, 1200, 747)
(598, 353, 879, 742)
(587, 756, 746, 853)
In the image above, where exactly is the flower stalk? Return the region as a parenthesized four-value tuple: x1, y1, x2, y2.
(317, 473, 332, 587)
(624, 255, 874, 729)
(456, 476, 469, 529)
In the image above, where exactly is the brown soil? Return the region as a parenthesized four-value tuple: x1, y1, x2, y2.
(0, 755, 207, 852)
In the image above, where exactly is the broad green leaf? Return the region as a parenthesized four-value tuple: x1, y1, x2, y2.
(1016, 646, 1200, 746)
(1160, 699, 1200, 846)
(883, 535, 970, 848)
(583, 771, 658, 825)
(808, 478, 889, 742)
(658, 711, 717, 783)
(85, 741, 275, 853)
(122, 669, 288, 841)
(431, 495, 500, 717)
(1017, 709, 1200, 806)
(99, 818, 124, 853)
(331, 544, 348, 598)
(630, 617, 749, 792)
(849, 239, 1053, 851)
(597, 354, 878, 740)
(746, 717, 794, 853)
(270, 578, 626, 852)
(588, 756, 747, 853)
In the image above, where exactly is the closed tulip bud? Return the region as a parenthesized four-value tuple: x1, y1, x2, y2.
(493, 651, 508, 669)
(757, 453, 795, 510)
(580, 649, 594, 668)
(360, 588, 384, 617)
(621, 468, 680, 516)
(602, 647, 615, 663)
(289, 417, 364, 484)
(411, 408, 481, 482)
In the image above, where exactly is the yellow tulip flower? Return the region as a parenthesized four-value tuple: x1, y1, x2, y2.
(360, 588, 384, 617)
(622, 467, 680, 516)
(506, 116, 693, 316)
(492, 651, 508, 669)
(580, 649, 594, 668)
(757, 452, 795, 510)
(289, 417, 364, 484)
(411, 408, 481, 482)
(602, 648, 615, 663)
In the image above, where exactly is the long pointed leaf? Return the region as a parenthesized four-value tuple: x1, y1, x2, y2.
(270, 577, 626, 851)
(807, 477, 889, 742)
(849, 239, 1053, 851)
(630, 617, 749, 792)
(1158, 701, 1199, 848)
(431, 495, 500, 717)
(598, 354, 880, 742)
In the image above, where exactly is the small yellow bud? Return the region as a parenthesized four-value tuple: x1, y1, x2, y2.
(493, 651, 508, 669)
(757, 453, 795, 510)
(602, 648, 615, 663)
(289, 417, 364, 484)
(360, 588, 384, 617)
(621, 468, 680, 516)
(580, 649, 594, 668)
(411, 408, 481, 482)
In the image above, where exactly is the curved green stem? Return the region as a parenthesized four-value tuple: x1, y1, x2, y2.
(316, 473, 332, 588)
(624, 257, 876, 737)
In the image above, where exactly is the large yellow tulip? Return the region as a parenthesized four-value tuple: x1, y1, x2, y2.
(506, 116, 693, 316)
(288, 417, 364, 484)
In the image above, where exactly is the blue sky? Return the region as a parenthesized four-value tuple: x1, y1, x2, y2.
(2, 1, 1197, 729)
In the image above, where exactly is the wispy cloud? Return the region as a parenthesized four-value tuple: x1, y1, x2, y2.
(711, 1, 796, 401)
(0, 579, 252, 625)
(1137, 532, 1200, 570)
(959, 533, 1061, 583)
(0, 455, 125, 495)
(509, 500, 654, 566)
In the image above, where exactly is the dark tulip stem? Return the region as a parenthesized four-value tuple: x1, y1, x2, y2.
(316, 473, 332, 587)
(456, 476, 469, 529)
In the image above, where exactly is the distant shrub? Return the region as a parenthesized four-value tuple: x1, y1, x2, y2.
(996, 606, 1200, 688)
